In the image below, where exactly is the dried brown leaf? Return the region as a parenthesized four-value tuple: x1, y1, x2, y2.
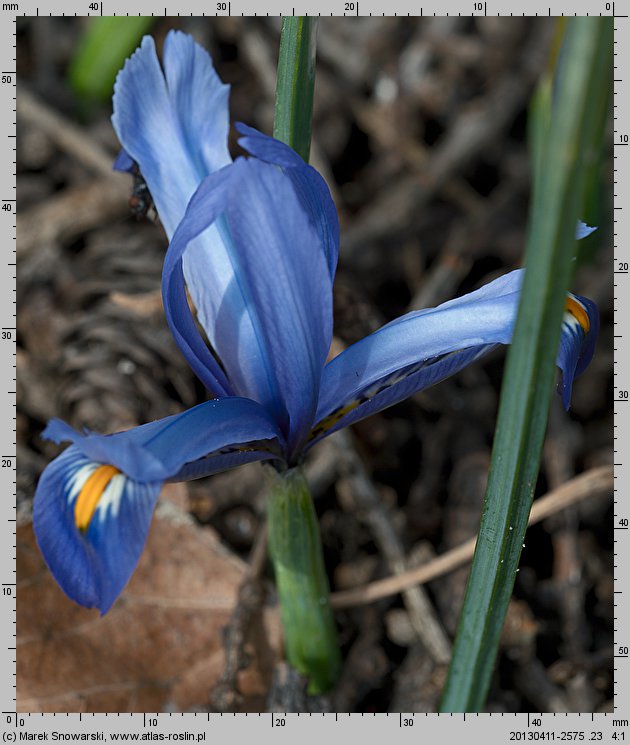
(17, 489, 281, 713)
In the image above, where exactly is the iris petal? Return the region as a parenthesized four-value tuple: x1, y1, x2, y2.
(161, 162, 286, 413)
(236, 123, 340, 279)
(161, 31, 232, 178)
(558, 292, 599, 408)
(113, 33, 313, 410)
(575, 220, 597, 240)
(308, 347, 492, 447)
(111, 31, 230, 236)
(312, 270, 598, 445)
(112, 31, 247, 398)
(34, 446, 161, 614)
(112, 148, 135, 173)
(164, 158, 332, 452)
(172, 444, 283, 481)
(34, 398, 284, 613)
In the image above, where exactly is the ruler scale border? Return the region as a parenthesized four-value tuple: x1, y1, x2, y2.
(3, 2, 625, 735)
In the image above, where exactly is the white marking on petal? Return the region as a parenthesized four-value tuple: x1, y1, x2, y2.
(66, 463, 98, 506)
(94, 474, 127, 522)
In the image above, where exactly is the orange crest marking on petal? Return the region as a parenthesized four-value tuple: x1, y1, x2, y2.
(565, 295, 590, 334)
(74, 465, 120, 532)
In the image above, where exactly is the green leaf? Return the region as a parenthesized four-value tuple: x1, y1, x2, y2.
(70, 17, 155, 102)
(273, 17, 318, 162)
(528, 74, 552, 199)
(440, 17, 612, 713)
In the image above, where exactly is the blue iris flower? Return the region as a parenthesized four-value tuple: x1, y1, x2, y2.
(33, 31, 599, 615)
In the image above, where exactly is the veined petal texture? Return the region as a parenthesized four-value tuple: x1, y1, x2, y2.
(112, 32, 243, 399)
(111, 31, 231, 237)
(33, 398, 283, 613)
(34, 447, 162, 614)
(164, 158, 333, 452)
(236, 123, 340, 279)
(311, 270, 598, 445)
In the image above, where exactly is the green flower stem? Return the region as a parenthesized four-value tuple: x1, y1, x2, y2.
(273, 17, 318, 162)
(269, 14, 338, 694)
(440, 17, 612, 713)
(266, 466, 341, 694)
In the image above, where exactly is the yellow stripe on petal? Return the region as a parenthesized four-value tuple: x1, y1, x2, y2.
(565, 295, 590, 334)
(308, 400, 361, 441)
(308, 350, 468, 443)
(74, 465, 120, 532)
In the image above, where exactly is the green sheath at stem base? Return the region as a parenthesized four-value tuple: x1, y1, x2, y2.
(266, 466, 341, 694)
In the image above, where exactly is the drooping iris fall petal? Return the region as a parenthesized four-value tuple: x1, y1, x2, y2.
(33, 398, 283, 613)
(34, 447, 162, 615)
(310, 270, 597, 446)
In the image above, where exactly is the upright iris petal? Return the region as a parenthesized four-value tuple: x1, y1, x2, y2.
(236, 123, 340, 279)
(112, 32, 340, 423)
(163, 157, 333, 453)
(111, 32, 231, 235)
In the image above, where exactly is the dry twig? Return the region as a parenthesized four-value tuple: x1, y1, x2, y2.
(334, 429, 452, 664)
(18, 88, 129, 258)
(19, 88, 117, 176)
(330, 465, 613, 609)
(18, 179, 129, 258)
(211, 525, 269, 712)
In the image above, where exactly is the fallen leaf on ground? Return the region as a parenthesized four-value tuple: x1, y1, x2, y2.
(17, 486, 281, 713)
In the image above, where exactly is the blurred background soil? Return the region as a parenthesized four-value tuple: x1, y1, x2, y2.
(16, 16, 613, 713)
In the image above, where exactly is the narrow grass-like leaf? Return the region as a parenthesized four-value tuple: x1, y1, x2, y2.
(440, 17, 612, 713)
(577, 31, 613, 248)
(528, 19, 565, 195)
(273, 17, 318, 162)
(528, 75, 552, 200)
(70, 17, 154, 102)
